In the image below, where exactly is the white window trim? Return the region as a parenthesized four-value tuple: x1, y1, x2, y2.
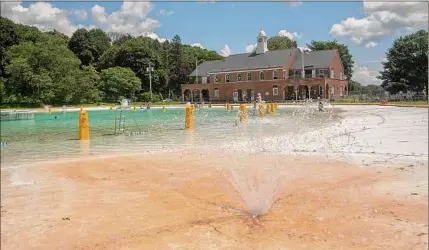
(214, 88, 219, 98)
(237, 73, 242, 81)
(247, 72, 252, 81)
(215, 74, 218, 83)
(273, 87, 279, 96)
(225, 73, 230, 83)
(273, 70, 278, 80)
(259, 71, 264, 80)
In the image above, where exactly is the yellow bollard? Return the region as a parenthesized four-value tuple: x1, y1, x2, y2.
(162, 105, 166, 112)
(258, 104, 264, 118)
(79, 109, 90, 140)
(226, 103, 230, 112)
(185, 106, 194, 130)
(266, 103, 271, 115)
(270, 103, 274, 114)
(239, 104, 248, 122)
(133, 106, 136, 111)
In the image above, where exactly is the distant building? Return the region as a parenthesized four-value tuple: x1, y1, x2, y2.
(181, 29, 348, 102)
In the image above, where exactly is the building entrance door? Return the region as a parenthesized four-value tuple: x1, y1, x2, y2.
(237, 89, 243, 102)
(233, 91, 238, 102)
(247, 89, 252, 102)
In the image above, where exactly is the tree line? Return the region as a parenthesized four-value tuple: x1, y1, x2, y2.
(0, 17, 223, 106)
(0, 16, 425, 106)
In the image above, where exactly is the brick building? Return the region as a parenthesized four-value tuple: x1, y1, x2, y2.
(181, 29, 348, 102)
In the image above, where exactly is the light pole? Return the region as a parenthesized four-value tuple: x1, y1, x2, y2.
(146, 63, 154, 100)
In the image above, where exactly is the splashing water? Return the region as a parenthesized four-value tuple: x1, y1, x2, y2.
(220, 153, 293, 216)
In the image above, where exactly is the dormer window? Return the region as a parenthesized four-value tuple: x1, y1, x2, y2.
(215, 75, 220, 83)
(259, 71, 264, 80)
(247, 72, 252, 81)
(237, 73, 242, 81)
(273, 70, 278, 80)
(225, 74, 230, 83)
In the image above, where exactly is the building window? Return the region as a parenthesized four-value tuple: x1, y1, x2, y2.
(259, 71, 264, 80)
(273, 85, 279, 96)
(215, 75, 219, 83)
(273, 70, 278, 80)
(247, 72, 252, 81)
(317, 69, 325, 77)
(214, 88, 219, 98)
(294, 70, 300, 79)
(237, 73, 242, 81)
(225, 74, 230, 83)
(202, 77, 207, 84)
(330, 69, 335, 79)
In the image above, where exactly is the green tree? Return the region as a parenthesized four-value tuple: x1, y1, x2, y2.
(307, 40, 354, 80)
(99, 67, 141, 102)
(72, 66, 102, 104)
(348, 80, 361, 92)
(0, 17, 20, 77)
(98, 37, 162, 92)
(4, 34, 81, 104)
(267, 36, 297, 51)
(168, 35, 187, 93)
(68, 28, 110, 66)
(378, 30, 428, 94)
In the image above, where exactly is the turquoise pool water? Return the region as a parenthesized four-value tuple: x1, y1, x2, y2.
(1, 106, 340, 167)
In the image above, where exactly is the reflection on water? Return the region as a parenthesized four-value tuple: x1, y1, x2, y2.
(1, 105, 342, 167)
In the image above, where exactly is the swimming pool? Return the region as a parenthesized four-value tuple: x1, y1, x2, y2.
(1, 105, 340, 167)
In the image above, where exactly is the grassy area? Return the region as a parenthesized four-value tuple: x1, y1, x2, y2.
(331, 99, 427, 105)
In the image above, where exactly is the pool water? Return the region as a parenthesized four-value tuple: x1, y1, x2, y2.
(1, 106, 340, 167)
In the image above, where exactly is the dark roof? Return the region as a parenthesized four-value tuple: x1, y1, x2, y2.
(290, 49, 337, 69)
(190, 49, 337, 76)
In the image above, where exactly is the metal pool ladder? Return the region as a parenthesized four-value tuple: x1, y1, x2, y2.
(114, 109, 126, 135)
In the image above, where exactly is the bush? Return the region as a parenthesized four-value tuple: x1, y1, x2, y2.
(138, 92, 162, 102)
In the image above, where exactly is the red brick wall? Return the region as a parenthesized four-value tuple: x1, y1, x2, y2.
(329, 50, 345, 80)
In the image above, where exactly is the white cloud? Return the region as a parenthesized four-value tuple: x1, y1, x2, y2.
(364, 41, 378, 48)
(219, 45, 231, 57)
(0, 1, 166, 42)
(71, 9, 88, 21)
(157, 9, 173, 16)
(352, 65, 382, 86)
(278, 30, 301, 40)
(191, 43, 204, 49)
(1, 1, 79, 36)
(245, 43, 256, 53)
(330, 2, 428, 45)
(286, 2, 303, 7)
(90, 2, 161, 39)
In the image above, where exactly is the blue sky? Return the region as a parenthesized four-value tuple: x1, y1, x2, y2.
(3, 1, 428, 85)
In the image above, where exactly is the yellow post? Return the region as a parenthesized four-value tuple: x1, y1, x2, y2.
(162, 105, 166, 112)
(133, 106, 136, 111)
(239, 104, 248, 122)
(185, 106, 194, 130)
(79, 109, 90, 140)
(258, 104, 264, 118)
(266, 103, 271, 115)
(226, 103, 230, 112)
(270, 103, 274, 114)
